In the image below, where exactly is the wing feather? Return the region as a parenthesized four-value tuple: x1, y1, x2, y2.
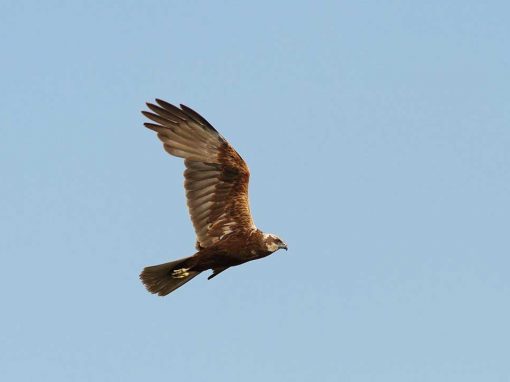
(155, 99, 189, 120)
(142, 100, 255, 248)
(141, 111, 173, 126)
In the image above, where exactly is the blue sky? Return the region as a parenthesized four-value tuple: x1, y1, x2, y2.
(1, 1, 509, 381)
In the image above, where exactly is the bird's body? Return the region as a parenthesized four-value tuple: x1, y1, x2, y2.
(139, 100, 287, 296)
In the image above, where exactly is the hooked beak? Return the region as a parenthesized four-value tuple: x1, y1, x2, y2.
(279, 243, 288, 251)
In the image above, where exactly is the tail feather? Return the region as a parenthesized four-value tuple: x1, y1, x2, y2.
(140, 257, 200, 296)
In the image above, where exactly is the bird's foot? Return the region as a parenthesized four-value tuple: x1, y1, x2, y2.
(172, 268, 190, 279)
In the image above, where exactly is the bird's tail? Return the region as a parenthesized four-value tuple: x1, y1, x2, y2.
(140, 256, 201, 296)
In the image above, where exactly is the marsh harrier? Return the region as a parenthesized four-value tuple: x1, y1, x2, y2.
(140, 100, 287, 296)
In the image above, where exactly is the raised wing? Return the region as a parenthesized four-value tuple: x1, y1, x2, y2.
(142, 99, 255, 248)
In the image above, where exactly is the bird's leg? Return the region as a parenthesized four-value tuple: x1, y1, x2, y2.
(171, 268, 190, 279)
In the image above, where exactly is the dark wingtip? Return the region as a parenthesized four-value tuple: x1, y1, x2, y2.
(141, 110, 153, 119)
(179, 104, 219, 133)
(155, 98, 176, 110)
(142, 100, 219, 133)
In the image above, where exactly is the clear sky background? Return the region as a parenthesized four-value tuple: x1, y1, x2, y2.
(1, 1, 509, 381)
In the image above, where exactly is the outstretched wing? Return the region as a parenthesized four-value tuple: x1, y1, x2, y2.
(142, 99, 255, 248)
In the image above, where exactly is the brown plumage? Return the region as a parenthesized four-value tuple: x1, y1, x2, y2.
(140, 100, 287, 296)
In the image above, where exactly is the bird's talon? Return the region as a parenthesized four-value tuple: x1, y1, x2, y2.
(172, 268, 190, 279)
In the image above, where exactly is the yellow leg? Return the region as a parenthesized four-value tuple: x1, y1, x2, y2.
(172, 268, 190, 279)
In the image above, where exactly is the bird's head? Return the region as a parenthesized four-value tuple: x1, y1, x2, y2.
(263, 233, 288, 253)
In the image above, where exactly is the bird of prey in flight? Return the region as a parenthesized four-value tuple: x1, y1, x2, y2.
(140, 100, 288, 296)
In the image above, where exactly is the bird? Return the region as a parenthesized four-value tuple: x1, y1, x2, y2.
(139, 99, 288, 296)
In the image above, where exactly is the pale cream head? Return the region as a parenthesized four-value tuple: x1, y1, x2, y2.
(262, 233, 288, 252)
